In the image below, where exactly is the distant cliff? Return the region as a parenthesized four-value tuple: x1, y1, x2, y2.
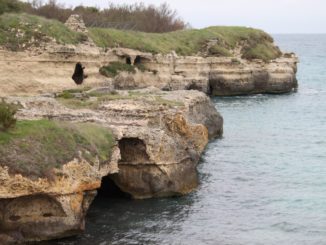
(0, 13, 298, 97)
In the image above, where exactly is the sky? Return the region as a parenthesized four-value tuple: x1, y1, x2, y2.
(30, 0, 326, 33)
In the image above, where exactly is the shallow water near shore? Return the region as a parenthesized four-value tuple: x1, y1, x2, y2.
(54, 35, 326, 245)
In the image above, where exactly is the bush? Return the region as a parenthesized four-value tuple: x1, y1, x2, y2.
(208, 45, 231, 57)
(99, 62, 136, 78)
(242, 43, 281, 62)
(0, 99, 17, 131)
(22, 1, 186, 33)
(0, 0, 22, 15)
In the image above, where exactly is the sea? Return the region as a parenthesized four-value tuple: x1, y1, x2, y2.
(53, 34, 326, 245)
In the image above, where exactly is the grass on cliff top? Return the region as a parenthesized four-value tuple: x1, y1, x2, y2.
(56, 90, 184, 109)
(0, 13, 84, 51)
(0, 120, 115, 179)
(89, 26, 281, 61)
(0, 13, 280, 61)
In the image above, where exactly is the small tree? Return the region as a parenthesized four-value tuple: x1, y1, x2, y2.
(0, 0, 22, 15)
(0, 99, 17, 132)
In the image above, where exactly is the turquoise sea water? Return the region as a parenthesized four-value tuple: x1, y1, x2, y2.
(58, 35, 326, 245)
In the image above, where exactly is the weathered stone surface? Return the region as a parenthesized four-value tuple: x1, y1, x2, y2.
(0, 46, 298, 97)
(0, 89, 223, 242)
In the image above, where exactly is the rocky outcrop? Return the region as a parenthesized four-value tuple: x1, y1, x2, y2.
(0, 46, 298, 97)
(0, 88, 223, 242)
(0, 14, 298, 97)
(114, 52, 298, 96)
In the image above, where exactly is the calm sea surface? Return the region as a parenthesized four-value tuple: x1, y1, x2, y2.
(56, 35, 326, 245)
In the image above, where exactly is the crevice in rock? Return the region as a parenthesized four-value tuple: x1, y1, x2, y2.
(126, 57, 132, 65)
(3, 194, 66, 223)
(134, 55, 142, 65)
(118, 138, 150, 164)
(96, 175, 130, 198)
(72, 62, 85, 85)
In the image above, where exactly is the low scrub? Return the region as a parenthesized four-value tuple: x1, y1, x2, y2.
(0, 100, 17, 132)
(208, 45, 231, 57)
(0, 0, 24, 15)
(90, 26, 281, 61)
(242, 43, 282, 62)
(22, 1, 186, 33)
(0, 13, 83, 51)
(0, 120, 115, 179)
(99, 62, 136, 78)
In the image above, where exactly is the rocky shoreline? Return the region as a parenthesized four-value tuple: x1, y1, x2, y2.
(0, 88, 223, 242)
(0, 15, 298, 243)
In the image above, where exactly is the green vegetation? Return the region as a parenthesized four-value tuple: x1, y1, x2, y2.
(0, 0, 22, 15)
(0, 100, 17, 132)
(208, 45, 231, 57)
(99, 62, 136, 78)
(0, 11, 280, 61)
(0, 13, 84, 51)
(56, 90, 75, 99)
(154, 96, 184, 107)
(89, 26, 281, 61)
(242, 43, 281, 62)
(18, 1, 186, 33)
(231, 58, 241, 64)
(56, 89, 183, 109)
(0, 120, 115, 179)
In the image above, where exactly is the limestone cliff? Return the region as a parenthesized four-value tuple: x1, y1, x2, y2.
(0, 14, 298, 97)
(0, 47, 298, 97)
(0, 88, 223, 242)
(0, 14, 297, 243)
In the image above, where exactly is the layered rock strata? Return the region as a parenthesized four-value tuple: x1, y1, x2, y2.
(0, 88, 223, 242)
(0, 47, 298, 97)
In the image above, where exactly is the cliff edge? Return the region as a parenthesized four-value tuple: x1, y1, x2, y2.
(0, 13, 298, 97)
(0, 88, 223, 242)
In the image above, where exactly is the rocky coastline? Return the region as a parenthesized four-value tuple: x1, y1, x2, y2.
(0, 15, 297, 243)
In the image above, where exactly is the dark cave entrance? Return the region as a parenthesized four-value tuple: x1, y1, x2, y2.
(95, 138, 150, 199)
(126, 57, 132, 65)
(72, 62, 85, 85)
(96, 175, 129, 199)
(134, 55, 142, 65)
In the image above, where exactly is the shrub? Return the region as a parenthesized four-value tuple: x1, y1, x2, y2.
(242, 43, 281, 62)
(231, 58, 241, 64)
(208, 45, 231, 57)
(0, 0, 22, 15)
(99, 62, 136, 78)
(0, 99, 17, 132)
(22, 1, 186, 33)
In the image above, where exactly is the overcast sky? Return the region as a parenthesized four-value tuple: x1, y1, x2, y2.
(37, 0, 326, 33)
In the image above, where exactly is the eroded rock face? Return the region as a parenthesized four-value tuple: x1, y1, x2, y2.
(0, 191, 96, 243)
(0, 45, 298, 97)
(0, 89, 223, 242)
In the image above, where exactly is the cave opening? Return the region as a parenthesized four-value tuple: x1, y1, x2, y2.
(72, 62, 85, 85)
(119, 137, 150, 164)
(94, 137, 150, 200)
(126, 57, 132, 65)
(96, 175, 129, 199)
(134, 55, 142, 65)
